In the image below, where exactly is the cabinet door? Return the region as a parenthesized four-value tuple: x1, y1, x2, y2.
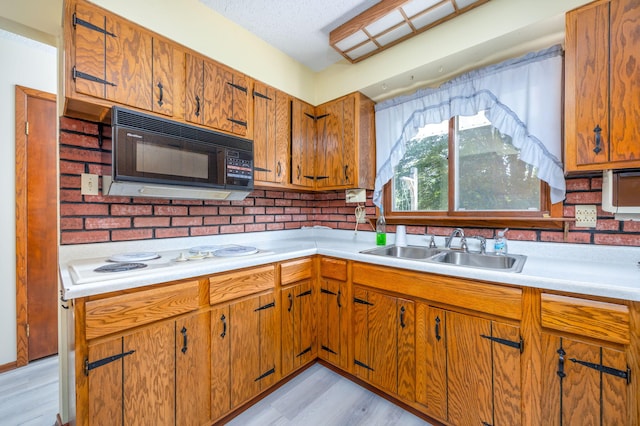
(415, 305, 447, 421)
(319, 277, 348, 369)
(397, 298, 415, 402)
(152, 38, 174, 116)
(230, 291, 278, 408)
(541, 333, 629, 426)
(253, 83, 290, 185)
(184, 53, 204, 125)
(446, 311, 493, 426)
(176, 312, 210, 426)
(211, 305, 231, 421)
(72, 2, 110, 99)
(291, 99, 316, 188)
(282, 279, 316, 377)
(87, 338, 124, 426)
(202, 62, 249, 136)
(123, 321, 176, 425)
(315, 96, 356, 189)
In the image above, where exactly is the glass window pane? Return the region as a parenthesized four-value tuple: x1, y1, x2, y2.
(455, 111, 540, 211)
(392, 120, 449, 211)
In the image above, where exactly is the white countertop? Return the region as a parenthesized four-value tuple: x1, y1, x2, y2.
(59, 228, 640, 301)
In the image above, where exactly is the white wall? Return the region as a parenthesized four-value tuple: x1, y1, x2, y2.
(0, 29, 57, 366)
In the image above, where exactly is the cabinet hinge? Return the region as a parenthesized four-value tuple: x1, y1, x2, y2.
(570, 358, 631, 384)
(353, 297, 373, 306)
(321, 345, 337, 355)
(481, 334, 524, 353)
(84, 350, 135, 376)
(296, 347, 312, 358)
(24, 121, 29, 136)
(321, 288, 337, 296)
(304, 112, 316, 121)
(315, 113, 330, 121)
(297, 289, 312, 297)
(354, 359, 374, 371)
(72, 13, 117, 37)
(26, 323, 30, 338)
(252, 90, 271, 100)
(254, 301, 275, 312)
(227, 82, 248, 93)
(227, 118, 248, 127)
(72, 66, 116, 87)
(254, 166, 271, 172)
(254, 367, 276, 382)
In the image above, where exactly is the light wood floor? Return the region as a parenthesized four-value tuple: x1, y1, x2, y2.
(226, 364, 432, 426)
(0, 355, 59, 426)
(0, 358, 432, 426)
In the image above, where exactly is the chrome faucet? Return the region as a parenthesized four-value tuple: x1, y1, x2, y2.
(445, 228, 467, 251)
(468, 236, 487, 254)
(425, 234, 437, 248)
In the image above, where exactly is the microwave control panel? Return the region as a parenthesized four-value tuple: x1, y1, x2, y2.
(226, 150, 253, 183)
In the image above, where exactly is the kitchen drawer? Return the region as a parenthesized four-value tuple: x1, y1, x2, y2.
(209, 264, 275, 305)
(85, 280, 200, 340)
(352, 262, 522, 320)
(320, 257, 347, 281)
(281, 257, 314, 285)
(541, 293, 630, 345)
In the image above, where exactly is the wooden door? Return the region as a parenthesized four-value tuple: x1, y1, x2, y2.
(203, 60, 234, 133)
(367, 290, 398, 395)
(258, 292, 279, 389)
(123, 321, 175, 425)
(176, 312, 210, 426)
(152, 37, 174, 116)
(253, 83, 289, 185)
(541, 333, 628, 426)
(446, 311, 493, 426)
(87, 337, 124, 426)
(291, 99, 316, 187)
(416, 304, 447, 421)
(15, 86, 57, 363)
(230, 73, 249, 136)
(210, 305, 231, 421)
(352, 286, 371, 381)
(282, 280, 315, 376)
(492, 322, 522, 425)
(104, 14, 152, 110)
(184, 53, 204, 125)
(72, 2, 110, 99)
(319, 277, 348, 368)
(397, 297, 415, 402)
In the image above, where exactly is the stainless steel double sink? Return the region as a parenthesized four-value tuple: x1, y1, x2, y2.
(360, 245, 527, 273)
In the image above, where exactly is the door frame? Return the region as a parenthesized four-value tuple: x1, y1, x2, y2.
(15, 85, 58, 367)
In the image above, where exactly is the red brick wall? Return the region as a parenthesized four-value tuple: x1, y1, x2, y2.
(59, 117, 640, 246)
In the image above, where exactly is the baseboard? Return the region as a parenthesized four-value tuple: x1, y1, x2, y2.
(0, 361, 17, 374)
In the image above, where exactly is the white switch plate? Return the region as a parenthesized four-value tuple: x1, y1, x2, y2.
(575, 204, 597, 228)
(346, 188, 366, 203)
(81, 173, 99, 195)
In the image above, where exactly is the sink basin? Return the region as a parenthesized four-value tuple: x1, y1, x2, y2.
(360, 245, 444, 260)
(430, 251, 527, 273)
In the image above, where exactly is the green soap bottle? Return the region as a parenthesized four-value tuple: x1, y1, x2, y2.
(376, 212, 386, 246)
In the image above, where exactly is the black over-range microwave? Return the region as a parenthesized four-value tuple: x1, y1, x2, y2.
(103, 106, 254, 200)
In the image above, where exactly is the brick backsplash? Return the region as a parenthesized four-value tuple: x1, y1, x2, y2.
(59, 116, 640, 246)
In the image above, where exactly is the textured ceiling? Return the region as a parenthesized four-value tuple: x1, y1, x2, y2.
(199, 0, 380, 72)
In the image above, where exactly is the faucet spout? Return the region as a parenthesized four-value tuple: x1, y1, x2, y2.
(445, 228, 466, 249)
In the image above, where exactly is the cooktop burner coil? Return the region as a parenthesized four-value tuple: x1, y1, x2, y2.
(94, 262, 148, 273)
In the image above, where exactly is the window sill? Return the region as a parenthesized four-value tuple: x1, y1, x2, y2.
(372, 216, 570, 230)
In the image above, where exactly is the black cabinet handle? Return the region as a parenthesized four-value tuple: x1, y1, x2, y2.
(195, 95, 201, 117)
(593, 124, 602, 154)
(297, 165, 301, 180)
(157, 82, 164, 107)
(400, 306, 406, 328)
(276, 161, 282, 177)
(180, 326, 188, 354)
(344, 164, 349, 181)
(220, 314, 227, 338)
(557, 346, 566, 379)
(337, 290, 342, 308)
(435, 316, 441, 341)
(288, 293, 293, 312)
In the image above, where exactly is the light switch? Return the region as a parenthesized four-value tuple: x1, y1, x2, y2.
(81, 173, 99, 196)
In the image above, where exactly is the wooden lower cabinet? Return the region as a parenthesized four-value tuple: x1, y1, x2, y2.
(86, 312, 209, 426)
(416, 304, 521, 425)
(352, 286, 415, 401)
(210, 290, 279, 421)
(281, 279, 316, 376)
(318, 258, 350, 369)
(541, 334, 629, 425)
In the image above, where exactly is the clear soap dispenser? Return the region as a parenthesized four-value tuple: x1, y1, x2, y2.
(494, 228, 508, 255)
(376, 210, 387, 246)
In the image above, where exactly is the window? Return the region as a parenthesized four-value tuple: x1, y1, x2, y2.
(387, 110, 549, 218)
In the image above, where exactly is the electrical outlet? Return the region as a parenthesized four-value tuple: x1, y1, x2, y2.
(575, 204, 597, 228)
(81, 173, 99, 196)
(346, 188, 366, 203)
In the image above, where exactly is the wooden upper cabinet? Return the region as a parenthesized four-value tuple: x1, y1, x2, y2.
(291, 98, 317, 188)
(253, 82, 290, 186)
(66, 0, 180, 121)
(185, 52, 251, 137)
(565, 0, 640, 172)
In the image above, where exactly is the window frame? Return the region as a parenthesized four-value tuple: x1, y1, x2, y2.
(382, 117, 565, 230)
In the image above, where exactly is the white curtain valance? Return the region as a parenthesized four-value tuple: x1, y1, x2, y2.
(373, 44, 565, 209)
